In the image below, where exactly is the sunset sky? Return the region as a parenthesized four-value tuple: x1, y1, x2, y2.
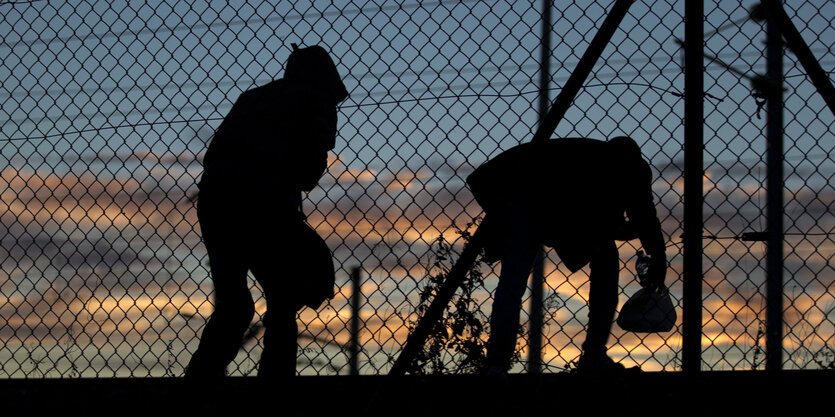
(1, 0, 833, 377)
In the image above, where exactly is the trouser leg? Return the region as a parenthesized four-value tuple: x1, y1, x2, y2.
(485, 215, 539, 372)
(250, 218, 302, 379)
(185, 256, 255, 377)
(257, 306, 298, 378)
(186, 200, 255, 378)
(253, 260, 299, 379)
(582, 239, 619, 358)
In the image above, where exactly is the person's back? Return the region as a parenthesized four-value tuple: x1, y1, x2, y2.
(467, 137, 660, 271)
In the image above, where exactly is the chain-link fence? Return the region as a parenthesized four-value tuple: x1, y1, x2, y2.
(1, 0, 832, 377)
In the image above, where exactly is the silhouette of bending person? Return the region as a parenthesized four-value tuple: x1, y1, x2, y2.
(186, 44, 348, 378)
(466, 136, 666, 376)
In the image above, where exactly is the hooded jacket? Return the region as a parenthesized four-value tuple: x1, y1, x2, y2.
(200, 45, 348, 199)
(466, 137, 666, 272)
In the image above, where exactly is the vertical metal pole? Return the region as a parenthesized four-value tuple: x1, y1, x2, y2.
(350, 266, 362, 376)
(765, 5, 785, 372)
(527, 0, 552, 375)
(682, 0, 704, 374)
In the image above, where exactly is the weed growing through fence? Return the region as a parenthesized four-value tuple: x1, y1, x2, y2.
(405, 217, 522, 375)
(812, 346, 835, 369)
(55, 326, 80, 377)
(23, 343, 46, 377)
(21, 327, 82, 377)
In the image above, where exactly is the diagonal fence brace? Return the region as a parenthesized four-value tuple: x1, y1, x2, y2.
(761, 0, 835, 117)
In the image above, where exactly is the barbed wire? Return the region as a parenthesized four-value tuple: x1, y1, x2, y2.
(2, 81, 686, 143)
(8, 48, 829, 104)
(0, 69, 687, 132)
(0, 117, 224, 143)
(9, 56, 828, 142)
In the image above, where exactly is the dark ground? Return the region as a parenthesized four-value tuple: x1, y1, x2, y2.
(1, 370, 830, 416)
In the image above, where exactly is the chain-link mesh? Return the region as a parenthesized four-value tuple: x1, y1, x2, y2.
(700, 0, 835, 370)
(1, 0, 832, 377)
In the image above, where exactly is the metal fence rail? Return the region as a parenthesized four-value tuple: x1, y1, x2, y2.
(0, 0, 832, 377)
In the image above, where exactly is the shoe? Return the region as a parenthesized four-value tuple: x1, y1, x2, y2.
(574, 354, 641, 377)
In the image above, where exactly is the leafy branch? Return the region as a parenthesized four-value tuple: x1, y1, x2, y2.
(405, 217, 499, 375)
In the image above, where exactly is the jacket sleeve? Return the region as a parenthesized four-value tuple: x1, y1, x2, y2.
(256, 85, 337, 193)
(624, 160, 667, 272)
(286, 100, 337, 192)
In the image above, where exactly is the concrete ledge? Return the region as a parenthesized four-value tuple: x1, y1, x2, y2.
(2, 370, 831, 416)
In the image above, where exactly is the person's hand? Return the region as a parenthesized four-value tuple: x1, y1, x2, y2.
(645, 254, 667, 293)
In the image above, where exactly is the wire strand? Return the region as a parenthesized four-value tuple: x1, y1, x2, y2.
(1, 81, 684, 143)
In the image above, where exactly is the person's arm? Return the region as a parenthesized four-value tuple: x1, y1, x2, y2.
(265, 83, 338, 193)
(292, 102, 337, 192)
(625, 161, 667, 290)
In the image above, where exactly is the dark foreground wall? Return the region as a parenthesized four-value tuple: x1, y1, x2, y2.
(1, 370, 830, 417)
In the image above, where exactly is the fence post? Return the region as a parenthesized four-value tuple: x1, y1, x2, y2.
(527, 0, 553, 375)
(350, 266, 362, 376)
(682, 0, 704, 374)
(765, 3, 784, 372)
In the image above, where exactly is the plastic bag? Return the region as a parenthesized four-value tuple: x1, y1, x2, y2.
(616, 286, 676, 333)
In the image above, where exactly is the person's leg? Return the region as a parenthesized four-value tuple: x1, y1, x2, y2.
(253, 261, 298, 379)
(581, 239, 619, 361)
(250, 217, 303, 379)
(485, 213, 539, 373)
(256, 303, 298, 378)
(186, 257, 255, 377)
(186, 199, 256, 378)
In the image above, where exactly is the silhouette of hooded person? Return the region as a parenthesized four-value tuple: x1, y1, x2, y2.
(186, 44, 348, 378)
(466, 136, 666, 375)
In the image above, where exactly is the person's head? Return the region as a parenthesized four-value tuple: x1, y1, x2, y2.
(607, 136, 651, 184)
(607, 136, 642, 161)
(285, 44, 349, 105)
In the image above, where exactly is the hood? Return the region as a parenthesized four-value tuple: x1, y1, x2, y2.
(285, 44, 349, 105)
